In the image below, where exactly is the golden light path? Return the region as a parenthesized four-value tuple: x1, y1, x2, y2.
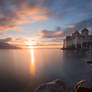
(30, 48, 35, 76)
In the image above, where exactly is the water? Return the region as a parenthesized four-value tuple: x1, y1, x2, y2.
(0, 49, 92, 92)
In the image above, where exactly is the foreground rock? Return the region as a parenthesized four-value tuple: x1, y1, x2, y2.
(74, 80, 92, 92)
(34, 79, 67, 92)
(34, 79, 92, 92)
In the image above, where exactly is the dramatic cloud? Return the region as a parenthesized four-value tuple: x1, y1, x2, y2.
(40, 30, 63, 39)
(88, 1, 92, 9)
(0, 0, 91, 32)
(0, 37, 13, 43)
(1, 18, 92, 46)
(0, 25, 23, 32)
(0, 0, 50, 32)
(68, 25, 75, 29)
(60, 18, 92, 36)
(35, 18, 92, 42)
(15, 37, 29, 44)
(0, 37, 30, 46)
(77, 13, 91, 18)
(35, 27, 65, 41)
(68, 18, 92, 31)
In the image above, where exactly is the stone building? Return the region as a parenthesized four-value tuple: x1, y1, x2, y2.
(63, 28, 92, 49)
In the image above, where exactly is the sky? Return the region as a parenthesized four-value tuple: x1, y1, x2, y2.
(0, 0, 92, 48)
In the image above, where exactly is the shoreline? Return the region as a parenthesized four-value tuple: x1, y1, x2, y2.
(61, 48, 89, 51)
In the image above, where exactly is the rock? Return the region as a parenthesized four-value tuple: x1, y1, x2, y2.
(34, 79, 66, 92)
(74, 80, 92, 92)
(87, 61, 92, 64)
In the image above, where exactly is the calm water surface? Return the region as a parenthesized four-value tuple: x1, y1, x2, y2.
(0, 49, 92, 92)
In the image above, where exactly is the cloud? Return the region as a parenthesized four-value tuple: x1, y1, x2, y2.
(0, 37, 30, 45)
(88, 1, 92, 9)
(34, 18, 92, 41)
(59, 18, 92, 36)
(35, 27, 65, 40)
(76, 13, 91, 18)
(0, 37, 13, 43)
(67, 18, 92, 31)
(68, 25, 75, 29)
(0, 0, 90, 32)
(15, 37, 28, 42)
(0, 25, 23, 32)
(40, 30, 63, 39)
(0, 0, 50, 32)
(1, 18, 92, 46)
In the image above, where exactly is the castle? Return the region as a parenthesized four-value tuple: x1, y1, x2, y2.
(63, 28, 92, 49)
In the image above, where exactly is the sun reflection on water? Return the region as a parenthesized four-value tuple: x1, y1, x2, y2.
(30, 48, 35, 76)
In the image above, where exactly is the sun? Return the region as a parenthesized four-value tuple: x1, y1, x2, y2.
(25, 41, 37, 48)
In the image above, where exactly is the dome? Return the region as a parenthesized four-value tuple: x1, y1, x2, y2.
(81, 28, 88, 32)
(72, 31, 80, 37)
(74, 31, 80, 34)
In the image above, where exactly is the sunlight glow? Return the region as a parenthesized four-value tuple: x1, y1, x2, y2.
(30, 49, 35, 75)
(25, 41, 37, 48)
(31, 49, 34, 65)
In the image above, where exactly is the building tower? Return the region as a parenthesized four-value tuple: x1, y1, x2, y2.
(81, 28, 89, 48)
(81, 28, 88, 37)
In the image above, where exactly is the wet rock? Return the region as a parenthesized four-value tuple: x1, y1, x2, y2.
(74, 80, 92, 92)
(34, 79, 66, 92)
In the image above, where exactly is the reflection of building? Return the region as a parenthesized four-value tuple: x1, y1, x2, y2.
(63, 28, 92, 49)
